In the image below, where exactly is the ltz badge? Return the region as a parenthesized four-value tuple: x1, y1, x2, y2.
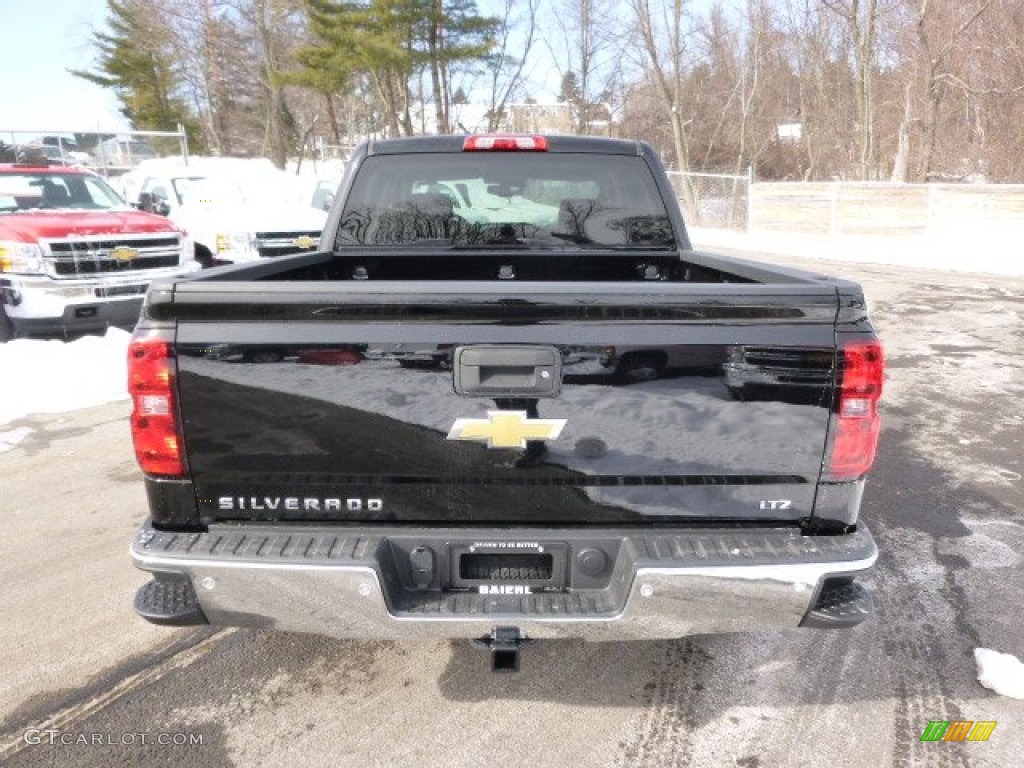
(447, 411, 566, 449)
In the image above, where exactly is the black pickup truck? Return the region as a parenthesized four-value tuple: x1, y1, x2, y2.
(128, 135, 882, 671)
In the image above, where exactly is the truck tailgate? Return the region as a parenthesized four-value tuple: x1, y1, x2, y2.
(164, 280, 848, 526)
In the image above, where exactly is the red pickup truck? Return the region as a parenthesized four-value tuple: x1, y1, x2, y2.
(0, 162, 196, 340)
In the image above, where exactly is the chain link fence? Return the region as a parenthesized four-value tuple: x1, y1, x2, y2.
(746, 181, 1024, 238)
(313, 138, 360, 161)
(666, 170, 751, 230)
(1, 127, 189, 175)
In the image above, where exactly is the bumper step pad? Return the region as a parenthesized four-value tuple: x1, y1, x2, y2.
(799, 581, 873, 629)
(134, 578, 209, 626)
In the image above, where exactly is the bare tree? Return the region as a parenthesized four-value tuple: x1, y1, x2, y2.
(970, 0, 1024, 180)
(547, 0, 622, 133)
(483, 0, 539, 131)
(246, 0, 296, 166)
(163, 0, 243, 155)
(772, 1, 851, 180)
(822, 0, 893, 179)
(902, 0, 997, 181)
(721, 1, 772, 177)
(79, 0, 1024, 180)
(628, 0, 692, 181)
(160, 0, 303, 161)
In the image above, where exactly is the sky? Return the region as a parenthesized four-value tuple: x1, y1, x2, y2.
(0, 0, 647, 142)
(0, 0, 127, 137)
(0, 0, 751, 143)
(0, 0, 588, 143)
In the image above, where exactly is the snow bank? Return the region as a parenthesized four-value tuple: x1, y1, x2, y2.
(975, 648, 1024, 699)
(0, 328, 131, 427)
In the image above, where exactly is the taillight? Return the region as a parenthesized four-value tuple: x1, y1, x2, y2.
(128, 332, 185, 477)
(829, 341, 884, 479)
(463, 134, 548, 152)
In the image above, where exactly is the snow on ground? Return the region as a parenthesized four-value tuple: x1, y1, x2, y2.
(689, 227, 1024, 278)
(0, 426, 33, 452)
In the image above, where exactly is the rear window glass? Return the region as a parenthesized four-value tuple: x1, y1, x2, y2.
(336, 153, 675, 249)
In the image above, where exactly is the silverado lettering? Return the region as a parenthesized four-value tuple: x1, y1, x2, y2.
(217, 497, 383, 512)
(128, 134, 883, 672)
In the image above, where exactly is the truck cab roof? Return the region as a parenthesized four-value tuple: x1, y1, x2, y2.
(365, 134, 645, 156)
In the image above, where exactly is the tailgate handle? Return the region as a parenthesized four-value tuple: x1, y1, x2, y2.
(453, 345, 562, 397)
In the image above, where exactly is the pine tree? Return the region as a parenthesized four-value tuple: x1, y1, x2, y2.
(71, 0, 202, 146)
(298, 1, 497, 136)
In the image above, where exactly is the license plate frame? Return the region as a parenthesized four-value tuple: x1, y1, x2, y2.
(450, 542, 567, 592)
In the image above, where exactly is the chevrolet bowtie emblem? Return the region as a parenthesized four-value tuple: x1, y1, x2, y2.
(447, 411, 566, 449)
(110, 246, 139, 262)
(294, 235, 317, 249)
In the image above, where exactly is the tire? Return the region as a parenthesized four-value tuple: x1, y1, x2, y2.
(194, 244, 215, 269)
(727, 385, 746, 401)
(242, 349, 284, 364)
(0, 307, 15, 343)
(398, 358, 440, 369)
(615, 352, 665, 384)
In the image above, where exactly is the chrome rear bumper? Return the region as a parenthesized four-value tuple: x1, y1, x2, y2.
(131, 522, 877, 640)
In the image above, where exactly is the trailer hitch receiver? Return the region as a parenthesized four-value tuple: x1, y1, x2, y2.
(473, 626, 534, 673)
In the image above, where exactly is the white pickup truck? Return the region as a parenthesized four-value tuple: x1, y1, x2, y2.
(125, 160, 331, 267)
